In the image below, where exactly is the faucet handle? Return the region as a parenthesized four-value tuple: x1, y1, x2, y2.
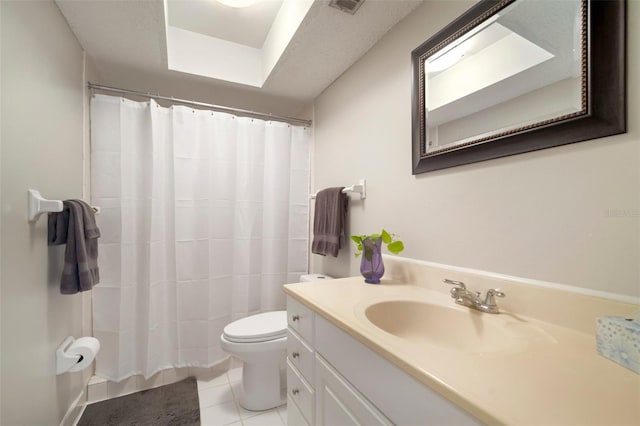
(484, 288, 505, 306)
(444, 279, 466, 298)
(443, 279, 466, 289)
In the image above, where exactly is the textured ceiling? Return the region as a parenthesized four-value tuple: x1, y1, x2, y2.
(55, 0, 423, 102)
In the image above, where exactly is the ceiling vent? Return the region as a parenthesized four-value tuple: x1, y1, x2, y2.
(329, 0, 365, 15)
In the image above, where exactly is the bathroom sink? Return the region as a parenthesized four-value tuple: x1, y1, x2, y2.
(364, 300, 540, 354)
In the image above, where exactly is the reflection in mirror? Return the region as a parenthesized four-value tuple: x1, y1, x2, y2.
(424, 0, 584, 153)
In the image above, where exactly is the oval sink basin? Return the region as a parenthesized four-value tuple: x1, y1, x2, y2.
(365, 300, 524, 354)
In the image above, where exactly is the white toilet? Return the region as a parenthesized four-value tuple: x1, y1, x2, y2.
(220, 273, 333, 411)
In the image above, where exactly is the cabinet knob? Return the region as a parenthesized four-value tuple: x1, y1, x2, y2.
(292, 351, 300, 359)
(292, 388, 300, 395)
(291, 314, 300, 322)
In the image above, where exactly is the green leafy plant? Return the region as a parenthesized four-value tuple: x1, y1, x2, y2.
(350, 229, 404, 260)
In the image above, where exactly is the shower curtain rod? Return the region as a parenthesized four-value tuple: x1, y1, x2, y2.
(87, 82, 312, 127)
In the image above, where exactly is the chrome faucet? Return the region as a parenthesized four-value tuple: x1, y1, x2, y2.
(443, 279, 505, 314)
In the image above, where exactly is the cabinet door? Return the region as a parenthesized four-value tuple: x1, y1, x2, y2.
(287, 395, 310, 426)
(315, 354, 392, 426)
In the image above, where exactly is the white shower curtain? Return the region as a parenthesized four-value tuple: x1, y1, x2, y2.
(90, 94, 310, 381)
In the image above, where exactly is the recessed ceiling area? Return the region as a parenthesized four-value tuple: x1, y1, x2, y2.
(55, 0, 423, 104)
(166, 0, 283, 49)
(165, 0, 314, 88)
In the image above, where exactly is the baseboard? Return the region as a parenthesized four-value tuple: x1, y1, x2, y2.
(60, 389, 86, 426)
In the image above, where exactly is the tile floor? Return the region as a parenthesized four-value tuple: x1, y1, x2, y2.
(198, 367, 287, 426)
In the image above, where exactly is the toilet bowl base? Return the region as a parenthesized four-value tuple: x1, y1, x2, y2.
(239, 361, 285, 411)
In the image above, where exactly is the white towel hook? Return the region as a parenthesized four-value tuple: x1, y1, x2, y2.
(28, 189, 63, 223)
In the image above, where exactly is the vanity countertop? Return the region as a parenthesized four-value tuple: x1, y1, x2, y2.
(283, 277, 640, 425)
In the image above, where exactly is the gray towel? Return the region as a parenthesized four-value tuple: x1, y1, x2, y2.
(48, 200, 100, 294)
(311, 187, 348, 257)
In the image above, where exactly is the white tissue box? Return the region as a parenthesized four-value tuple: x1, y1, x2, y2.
(596, 316, 640, 374)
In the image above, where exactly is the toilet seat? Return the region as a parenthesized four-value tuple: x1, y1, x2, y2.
(223, 311, 287, 343)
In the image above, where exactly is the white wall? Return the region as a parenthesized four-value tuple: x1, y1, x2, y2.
(312, 0, 639, 299)
(1, 1, 87, 424)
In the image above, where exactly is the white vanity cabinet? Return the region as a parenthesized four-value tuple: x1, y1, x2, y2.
(286, 297, 390, 426)
(286, 297, 315, 425)
(286, 296, 479, 426)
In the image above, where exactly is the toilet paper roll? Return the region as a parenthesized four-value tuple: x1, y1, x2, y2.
(67, 337, 100, 372)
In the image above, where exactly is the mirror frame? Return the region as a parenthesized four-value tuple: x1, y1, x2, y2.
(411, 0, 626, 174)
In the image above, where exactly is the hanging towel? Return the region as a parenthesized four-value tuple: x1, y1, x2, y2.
(48, 200, 101, 294)
(312, 187, 348, 257)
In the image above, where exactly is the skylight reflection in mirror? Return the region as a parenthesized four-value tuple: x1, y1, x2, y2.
(423, 0, 584, 153)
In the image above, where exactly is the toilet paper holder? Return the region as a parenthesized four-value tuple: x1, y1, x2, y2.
(56, 335, 100, 375)
(56, 336, 82, 374)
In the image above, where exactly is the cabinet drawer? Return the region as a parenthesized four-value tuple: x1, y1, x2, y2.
(287, 395, 310, 426)
(287, 296, 314, 342)
(287, 329, 314, 382)
(287, 359, 314, 425)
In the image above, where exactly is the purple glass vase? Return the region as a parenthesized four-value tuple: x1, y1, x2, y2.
(360, 237, 384, 284)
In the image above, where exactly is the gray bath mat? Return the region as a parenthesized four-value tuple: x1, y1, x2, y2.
(78, 377, 200, 426)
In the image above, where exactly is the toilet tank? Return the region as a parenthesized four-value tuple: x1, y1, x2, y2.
(300, 274, 334, 282)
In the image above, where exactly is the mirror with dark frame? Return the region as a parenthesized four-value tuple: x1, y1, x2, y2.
(411, 0, 626, 174)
